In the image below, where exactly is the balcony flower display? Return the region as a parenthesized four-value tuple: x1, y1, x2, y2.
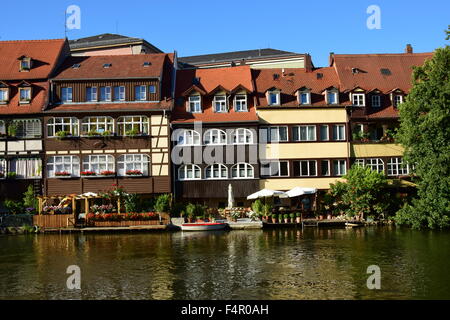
(81, 170, 96, 176)
(90, 204, 114, 214)
(86, 212, 159, 222)
(126, 169, 143, 176)
(100, 170, 115, 176)
(55, 171, 71, 177)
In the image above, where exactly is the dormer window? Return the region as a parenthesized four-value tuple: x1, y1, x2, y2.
(0, 83, 9, 104)
(393, 95, 403, 107)
(297, 88, 311, 105)
(352, 93, 365, 106)
(19, 56, 31, 71)
(325, 88, 339, 105)
(267, 89, 280, 106)
(371, 95, 381, 108)
(213, 95, 227, 113)
(234, 94, 247, 112)
(61, 87, 73, 103)
(188, 95, 201, 113)
(19, 88, 31, 103)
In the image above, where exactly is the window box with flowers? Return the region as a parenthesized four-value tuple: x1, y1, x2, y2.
(54, 171, 72, 178)
(126, 169, 143, 176)
(55, 130, 72, 140)
(99, 170, 116, 177)
(81, 170, 97, 177)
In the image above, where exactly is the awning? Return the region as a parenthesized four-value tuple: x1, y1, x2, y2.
(247, 189, 288, 200)
(286, 187, 317, 198)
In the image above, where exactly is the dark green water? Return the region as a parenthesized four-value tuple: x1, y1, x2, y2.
(0, 227, 449, 300)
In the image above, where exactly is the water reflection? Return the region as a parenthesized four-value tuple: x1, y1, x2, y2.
(0, 227, 449, 300)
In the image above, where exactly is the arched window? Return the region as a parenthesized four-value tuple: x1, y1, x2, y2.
(178, 164, 201, 180)
(231, 163, 254, 179)
(205, 164, 228, 179)
(204, 129, 227, 145)
(177, 129, 201, 146)
(233, 128, 253, 144)
(117, 154, 150, 176)
(81, 116, 114, 136)
(82, 155, 115, 175)
(117, 116, 149, 136)
(47, 156, 80, 178)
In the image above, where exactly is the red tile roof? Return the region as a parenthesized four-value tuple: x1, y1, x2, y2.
(172, 66, 258, 124)
(0, 39, 67, 80)
(45, 100, 172, 113)
(253, 67, 341, 107)
(52, 53, 173, 80)
(0, 80, 48, 115)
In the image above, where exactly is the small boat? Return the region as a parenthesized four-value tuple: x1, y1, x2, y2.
(181, 222, 228, 231)
(345, 222, 364, 228)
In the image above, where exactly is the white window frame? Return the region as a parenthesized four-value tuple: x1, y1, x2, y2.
(47, 156, 80, 178)
(11, 119, 42, 138)
(178, 164, 201, 180)
(9, 158, 42, 179)
(0, 88, 9, 103)
(372, 95, 381, 108)
(295, 160, 317, 177)
(100, 86, 112, 102)
(47, 117, 79, 137)
(135, 85, 147, 101)
(261, 126, 288, 143)
(205, 163, 228, 179)
(20, 87, 32, 102)
(234, 94, 247, 112)
(188, 95, 202, 113)
(114, 86, 125, 101)
(81, 116, 114, 136)
(82, 155, 115, 175)
(332, 124, 346, 141)
(293, 125, 316, 141)
(117, 116, 149, 136)
(0, 158, 6, 179)
(213, 95, 227, 113)
(333, 160, 347, 176)
(204, 129, 227, 145)
(234, 128, 253, 145)
(61, 87, 73, 103)
(0, 120, 5, 136)
(261, 161, 289, 177)
(231, 163, 254, 179)
(86, 87, 98, 102)
(177, 129, 201, 146)
(326, 90, 339, 105)
(117, 154, 150, 177)
(366, 158, 384, 173)
(394, 95, 403, 107)
(387, 157, 410, 176)
(352, 93, 365, 106)
(268, 91, 280, 106)
(298, 90, 311, 105)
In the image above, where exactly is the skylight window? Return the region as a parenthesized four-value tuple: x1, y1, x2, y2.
(143, 62, 151, 67)
(103, 63, 112, 68)
(72, 64, 81, 69)
(380, 68, 391, 76)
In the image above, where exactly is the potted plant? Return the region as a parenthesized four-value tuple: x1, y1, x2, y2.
(252, 199, 264, 220)
(295, 212, 301, 224)
(185, 203, 195, 223)
(86, 129, 100, 137)
(125, 128, 140, 137)
(283, 213, 289, 223)
(271, 213, 277, 224)
(55, 130, 71, 140)
(289, 212, 295, 223)
(102, 130, 112, 137)
(155, 193, 172, 224)
(327, 212, 333, 220)
(278, 213, 283, 224)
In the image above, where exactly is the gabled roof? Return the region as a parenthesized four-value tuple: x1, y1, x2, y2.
(0, 38, 68, 80)
(69, 33, 162, 53)
(52, 53, 173, 80)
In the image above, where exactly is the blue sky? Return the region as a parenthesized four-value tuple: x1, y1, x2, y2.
(1, 0, 448, 66)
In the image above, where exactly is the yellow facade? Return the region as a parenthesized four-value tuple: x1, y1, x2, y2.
(351, 143, 404, 158)
(257, 108, 347, 124)
(261, 178, 345, 190)
(264, 142, 348, 159)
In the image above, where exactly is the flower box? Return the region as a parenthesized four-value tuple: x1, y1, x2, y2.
(99, 171, 116, 176)
(55, 171, 71, 177)
(126, 170, 143, 176)
(81, 171, 97, 177)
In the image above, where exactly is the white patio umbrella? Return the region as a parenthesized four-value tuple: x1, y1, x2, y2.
(286, 187, 317, 198)
(246, 189, 288, 200)
(227, 184, 235, 208)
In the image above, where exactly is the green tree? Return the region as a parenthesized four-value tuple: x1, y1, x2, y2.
(23, 185, 37, 210)
(395, 43, 450, 229)
(328, 165, 390, 220)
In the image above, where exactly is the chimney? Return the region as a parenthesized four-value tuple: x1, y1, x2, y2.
(405, 44, 413, 54)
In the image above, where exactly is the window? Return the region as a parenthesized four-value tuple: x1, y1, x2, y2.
(100, 86, 112, 102)
(234, 94, 247, 112)
(261, 161, 289, 177)
(333, 160, 347, 176)
(387, 157, 410, 176)
(393, 95, 403, 107)
(234, 128, 253, 144)
(135, 85, 147, 101)
(177, 129, 201, 146)
(61, 87, 72, 103)
(117, 116, 149, 136)
(188, 95, 201, 113)
(204, 129, 227, 145)
(0, 120, 5, 136)
(0, 88, 9, 103)
(321, 160, 330, 176)
(298, 89, 310, 105)
(292, 125, 316, 141)
(332, 124, 346, 141)
(268, 91, 280, 106)
(82, 155, 115, 175)
(81, 117, 114, 135)
(326, 90, 338, 104)
(320, 125, 329, 141)
(20, 58, 31, 70)
(117, 154, 150, 176)
(86, 87, 97, 102)
(372, 95, 381, 108)
(47, 117, 79, 137)
(231, 163, 254, 179)
(11, 119, 42, 138)
(293, 160, 317, 177)
(366, 158, 384, 173)
(352, 93, 365, 106)
(354, 159, 365, 167)
(178, 164, 201, 180)
(114, 86, 125, 101)
(10, 158, 42, 179)
(47, 156, 80, 178)
(149, 85, 156, 94)
(213, 95, 227, 113)
(261, 126, 288, 143)
(0, 158, 6, 178)
(20, 88, 31, 103)
(205, 164, 228, 179)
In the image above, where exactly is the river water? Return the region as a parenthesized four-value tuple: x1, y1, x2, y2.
(0, 226, 449, 300)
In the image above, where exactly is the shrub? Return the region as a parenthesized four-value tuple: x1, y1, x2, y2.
(23, 185, 38, 211)
(4, 199, 24, 214)
(155, 194, 171, 213)
(124, 193, 141, 213)
(251, 199, 264, 216)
